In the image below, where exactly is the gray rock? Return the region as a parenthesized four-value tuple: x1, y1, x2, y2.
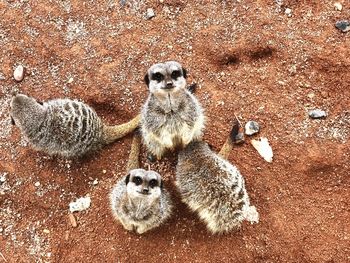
(146, 8, 155, 20)
(309, 109, 327, 119)
(335, 20, 350, 33)
(245, 121, 260, 135)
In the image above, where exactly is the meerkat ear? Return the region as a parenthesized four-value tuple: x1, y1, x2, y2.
(182, 68, 187, 79)
(144, 74, 150, 87)
(125, 173, 130, 185)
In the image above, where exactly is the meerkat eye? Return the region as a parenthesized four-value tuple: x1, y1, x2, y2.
(151, 72, 164, 82)
(149, 179, 159, 188)
(132, 176, 142, 186)
(171, 70, 181, 80)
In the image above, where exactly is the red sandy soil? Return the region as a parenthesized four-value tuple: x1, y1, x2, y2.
(0, 0, 349, 262)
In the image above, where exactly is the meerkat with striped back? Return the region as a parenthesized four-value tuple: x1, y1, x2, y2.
(10, 94, 140, 158)
(140, 61, 205, 160)
(175, 118, 259, 234)
(109, 132, 172, 234)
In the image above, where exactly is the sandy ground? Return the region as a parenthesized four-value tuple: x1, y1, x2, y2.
(0, 0, 349, 262)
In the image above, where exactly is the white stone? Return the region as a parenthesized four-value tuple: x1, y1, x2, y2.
(13, 65, 25, 82)
(0, 175, 6, 183)
(146, 8, 155, 19)
(285, 8, 292, 17)
(308, 109, 327, 119)
(34, 181, 40, 187)
(334, 3, 342, 11)
(69, 196, 91, 212)
(251, 137, 273, 163)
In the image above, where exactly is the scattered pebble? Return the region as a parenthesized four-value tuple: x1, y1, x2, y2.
(68, 213, 78, 227)
(67, 77, 74, 84)
(307, 93, 315, 99)
(251, 137, 273, 163)
(146, 8, 155, 20)
(334, 3, 342, 11)
(335, 20, 350, 33)
(34, 181, 40, 187)
(245, 121, 260, 135)
(69, 196, 91, 212)
(92, 179, 98, 185)
(285, 8, 292, 17)
(309, 109, 327, 119)
(13, 65, 25, 82)
(0, 175, 6, 183)
(43, 229, 50, 234)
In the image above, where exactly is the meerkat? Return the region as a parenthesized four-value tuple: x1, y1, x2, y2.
(109, 132, 172, 234)
(175, 118, 259, 234)
(10, 94, 140, 158)
(140, 61, 205, 160)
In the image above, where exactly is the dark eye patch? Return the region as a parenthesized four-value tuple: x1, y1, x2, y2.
(171, 70, 181, 79)
(149, 179, 159, 188)
(132, 176, 142, 186)
(151, 72, 164, 82)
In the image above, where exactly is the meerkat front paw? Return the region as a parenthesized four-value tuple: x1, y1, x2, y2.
(121, 222, 134, 232)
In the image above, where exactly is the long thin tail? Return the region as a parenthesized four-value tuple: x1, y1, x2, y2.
(102, 114, 141, 144)
(218, 115, 244, 159)
(126, 131, 141, 172)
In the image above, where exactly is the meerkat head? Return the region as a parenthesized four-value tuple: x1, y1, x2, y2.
(10, 94, 46, 130)
(125, 169, 163, 199)
(144, 61, 187, 95)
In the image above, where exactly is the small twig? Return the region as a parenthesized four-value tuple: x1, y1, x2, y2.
(233, 113, 243, 127)
(0, 252, 7, 262)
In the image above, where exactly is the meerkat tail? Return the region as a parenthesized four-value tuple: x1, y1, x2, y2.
(126, 132, 142, 172)
(218, 117, 243, 159)
(102, 114, 141, 144)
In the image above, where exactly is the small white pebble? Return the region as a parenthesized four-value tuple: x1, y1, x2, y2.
(146, 8, 155, 19)
(92, 179, 98, 185)
(67, 77, 74, 84)
(69, 196, 91, 212)
(13, 65, 25, 82)
(102, 169, 107, 174)
(334, 3, 342, 11)
(285, 8, 292, 17)
(43, 229, 50, 234)
(34, 182, 40, 187)
(307, 93, 315, 99)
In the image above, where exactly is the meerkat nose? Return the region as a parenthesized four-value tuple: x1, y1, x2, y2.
(164, 82, 174, 89)
(142, 188, 149, 194)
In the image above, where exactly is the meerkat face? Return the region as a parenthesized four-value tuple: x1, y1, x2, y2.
(144, 61, 187, 95)
(125, 169, 163, 199)
(10, 94, 45, 128)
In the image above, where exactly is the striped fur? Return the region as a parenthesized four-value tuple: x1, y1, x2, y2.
(176, 141, 259, 234)
(10, 94, 138, 158)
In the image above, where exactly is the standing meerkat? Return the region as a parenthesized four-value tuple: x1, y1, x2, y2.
(140, 61, 205, 160)
(175, 119, 259, 234)
(10, 94, 140, 158)
(109, 133, 172, 234)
